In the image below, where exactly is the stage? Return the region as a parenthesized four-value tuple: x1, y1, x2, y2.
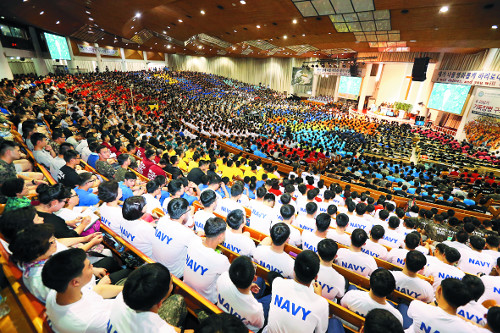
(349, 109, 417, 125)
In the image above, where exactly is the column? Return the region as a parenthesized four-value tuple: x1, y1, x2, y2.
(333, 75, 341, 102)
(94, 43, 103, 72)
(311, 73, 319, 97)
(357, 63, 373, 111)
(65, 37, 76, 72)
(143, 50, 148, 70)
(0, 40, 13, 79)
(28, 26, 49, 76)
(120, 48, 127, 71)
(164, 53, 169, 68)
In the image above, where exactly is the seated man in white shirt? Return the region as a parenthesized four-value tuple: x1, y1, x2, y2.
(443, 230, 472, 262)
(335, 228, 378, 277)
(216, 182, 245, 217)
(224, 209, 256, 256)
(423, 244, 465, 291)
(142, 180, 163, 216)
(379, 216, 405, 249)
(109, 263, 192, 333)
(406, 278, 480, 333)
(386, 232, 421, 267)
(392, 250, 434, 303)
(457, 274, 488, 327)
(346, 202, 373, 234)
(363, 309, 404, 333)
(341, 268, 404, 326)
(458, 235, 495, 275)
(329, 213, 351, 247)
(41, 248, 119, 333)
(302, 213, 332, 253)
(316, 238, 347, 301)
(193, 189, 217, 233)
(270, 204, 301, 248)
(293, 201, 318, 232)
(265, 250, 331, 333)
(216, 256, 265, 332)
(249, 192, 277, 234)
(31, 132, 56, 169)
(98, 180, 124, 234)
(253, 223, 295, 278)
(479, 257, 500, 304)
(183, 217, 230, 303)
(152, 198, 199, 278)
(362, 225, 388, 260)
(120, 196, 155, 257)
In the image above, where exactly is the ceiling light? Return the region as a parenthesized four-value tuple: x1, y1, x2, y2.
(240, 0, 246, 4)
(56, 21, 60, 24)
(135, 12, 141, 18)
(439, 6, 449, 13)
(40, 11, 44, 15)
(292, 19, 297, 24)
(89, 17, 94, 21)
(410, 39, 417, 42)
(198, 45, 202, 49)
(178, 19, 183, 22)
(233, 30, 237, 32)
(163, 30, 166, 34)
(492, 25, 498, 29)
(256, 25, 261, 28)
(131, 26, 134, 29)
(200, 10, 205, 14)
(86, 10, 91, 14)
(302, 34, 306, 37)
(167, 45, 171, 49)
(283, 35, 287, 39)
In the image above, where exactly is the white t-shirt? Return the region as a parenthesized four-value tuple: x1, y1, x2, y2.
(216, 198, 245, 217)
(249, 201, 277, 234)
(361, 239, 388, 260)
(457, 301, 487, 326)
(458, 250, 495, 275)
(327, 230, 351, 247)
(269, 220, 301, 247)
(142, 193, 163, 215)
(340, 289, 403, 325)
(216, 271, 264, 332)
(386, 248, 409, 267)
(478, 275, 500, 304)
(406, 299, 479, 333)
(483, 249, 500, 262)
(379, 228, 405, 249)
(253, 245, 294, 278)
(442, 241, 472, 264)
(423, 260, 465, 290)
(335, 248, 378, 277)
(345, 215, 373, 234)
(292, 215, 316, 232)
(151, 217, 199, 278)
(99, 204, 123, 234)
(192, 210, 215, 232)
(301, 231, 324, 253)
(119, 219, 155, 257)
(316, 264, 346, 300)
(108, 292, 176, 333)
(183, 239, 230, 303)
(45, 288, 113, 333)
(391, 271, 434, 303)
(264, 277, 329, 333)
(50, 157, 66, 180)
(223, 230, 256, 257)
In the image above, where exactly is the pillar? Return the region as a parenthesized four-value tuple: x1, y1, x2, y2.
(0, 40, 13, 79)
(333, 75, 341, 102)
(94, 43, 103, 72)
(120, 48, 126, 71)
(65, 37, 76, 73)
(28, 26, 49, 76)
(357, 63, 373, 111)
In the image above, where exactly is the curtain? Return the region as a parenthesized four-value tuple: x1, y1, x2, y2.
(70, 60, 95, 73)
(439, 113, 462, 129)
(101, 61, 123, 72)
(126, 61, 146, 71)
(166, 54, 314, 92)
(357, 52, 440, 63)
(486, 49, 500, 72)
(439, 51, 487, 71)
(315, 75, 337, 97)
(8, 61, 36, 75)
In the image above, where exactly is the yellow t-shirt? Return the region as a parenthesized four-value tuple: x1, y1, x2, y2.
(244, 169, 257, 179)
(178, 158, 188, 172)
(188, 160, 199, 172)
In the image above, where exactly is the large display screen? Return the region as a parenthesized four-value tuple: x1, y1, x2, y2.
(338, 76, 362, 99)
(427, 82, 471, 115)
(44, 32, 71, 60)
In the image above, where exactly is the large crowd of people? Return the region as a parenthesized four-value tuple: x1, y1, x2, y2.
(0, 69, 499, 333)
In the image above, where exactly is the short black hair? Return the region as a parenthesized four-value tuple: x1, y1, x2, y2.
(404, 233, 420, 250)
(317, 238, 338, 262)
(122, 196, 146, 220)
(370, 225, 385, 240)
(378, 210, 389, 221)
(42, 248, 87, 293)
(98, 180, 120, 202)
(440, 278, 471, 308)
(117, 153, 130, 166)
(124, 171, 137, 180)
(270, 223, 290, 246)
(230, 183, 244, 197)
(487, 307, 500, 333)
(1, 177, 24, 197)
(388, 216, 400, 229)
(305, 202, 318, 215)
(77, 172, 93, 186)
(197, 313, 248, 333)
(336, 213, 349, 227)
(200, 189, 217, 207)
(351, 228, 368, 247)
(168, 179, 183, 195)
(167, 198, 189, 220)
(63, 149, 79, 163)
(294, 250, 320, 285)
(204, 217, 227, 238)
(226, 209, 245, 230)
(370, 268, 395, 298)
(461, 274, 485, 302)
(228, 256, 255, 289)
(315, 213, 331, 232)
(123, 263, 172, 311)
(469, 235, 486, 251)
(405, 250, 427, 272)
(280, 204, 295, 219)
(364, 309, 404, 333)
(9, 224, 54, 264)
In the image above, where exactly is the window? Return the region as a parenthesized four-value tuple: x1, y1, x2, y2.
(0, 24, 28, 39)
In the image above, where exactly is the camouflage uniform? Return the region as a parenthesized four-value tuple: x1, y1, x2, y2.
(0, 159, 17, 185)
(424, 222, 455, 243)
(157, 294, 188, 327)
(95, 160, 117, 179)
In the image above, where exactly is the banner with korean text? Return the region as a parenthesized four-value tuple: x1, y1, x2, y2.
(435, 70, 500, 88)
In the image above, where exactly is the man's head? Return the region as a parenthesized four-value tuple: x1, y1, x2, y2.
(317, 238, 338, 262)
(42, 248, 92, 293)
(362, 309, 404, 333)
(351, 228, 368, 248)
(461, 274, 485, 302)
(437, 278, 471, 309)
(229, 256, 255, 290)
(77, 172, 94, 188)
(167, 198, 190, 223)
(97, 145, 110, 160)
(294, 250, 320, 285)
(122, 196, 146, 221)
(30, 132, 47, 148)
(117, 153, 131, 167)
(146, 180, 161, 195)
(227, 209, 245, 231)
(280, 204, 295, 221)
(270, 222, 290, 246)
(204, 217, 226, 243)
(0, 141, 20, 160)
(63, 149, 80, 166)
(336, 213, 349, 228)
(370, 225, 385, 241)
(123, 171, 137, 187)
(200, 189, 217, 209)
(123, 263, 173, 312)
(370, 268, 395, 298)
(168, 179, 184, 197)
(98, 180, 121, 203)
(405, 250, 427, 273)
(315, 213, 331, 232)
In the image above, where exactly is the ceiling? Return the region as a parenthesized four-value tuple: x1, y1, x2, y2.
(1, 0, 499, 58)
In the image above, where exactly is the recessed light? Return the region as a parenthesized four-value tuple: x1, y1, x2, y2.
(234, 30, 237, 32)
(178, 19, 183, 22)
(256, 25, 261, 29)
(163, 30, 166, 34)
(40, 11, 44, 15)
(240, 0, 246, 4)
(328, 32, 331, 35)
(292, 19, 297, 24)
(86, 10, 91, 14)
(198, 45, 202, 49)
(167, 45, 171, 49)
(89, 17, 94, 21)
(131, 26, 134, 29)
(283, 35, 287, 39)
(439, 6, 449, 13)
(302, 34, 306, 37)
(200, 10, 205, 14)
(410, 39, 417, 42)
(135, 12, 141, 18)
(56, 21, 60, 24)
(492, 25, 498, 29)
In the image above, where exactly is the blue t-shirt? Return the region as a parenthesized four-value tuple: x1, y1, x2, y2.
(119, 182, 134, 201)
(87, 154, 99, 169)
(74, 188, 99, 207)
